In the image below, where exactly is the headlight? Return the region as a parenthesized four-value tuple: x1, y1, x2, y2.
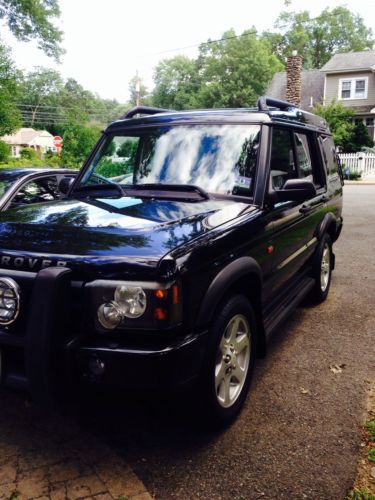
(86, 280, 182, 332)
(97, 285, 147, 329)
(97, 301, 123, 330)
(114, 285, 147, 318)
(0, 277, 20, 326)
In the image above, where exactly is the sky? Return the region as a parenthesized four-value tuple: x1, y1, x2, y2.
(2, 0, 375, 103)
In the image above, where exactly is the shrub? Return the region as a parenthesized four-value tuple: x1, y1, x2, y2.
(20, 147, 38, 160)
(0, 140, 11, 162)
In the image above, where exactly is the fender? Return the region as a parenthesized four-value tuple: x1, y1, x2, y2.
(315, 212, 337, 241)
(196, 256, 262, 328)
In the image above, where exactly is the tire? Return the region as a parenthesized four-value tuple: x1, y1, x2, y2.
(197, 294, 257, 427)
(309, 233, 333, 303)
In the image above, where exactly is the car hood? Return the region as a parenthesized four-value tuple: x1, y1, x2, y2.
(0, 196, 254, 276)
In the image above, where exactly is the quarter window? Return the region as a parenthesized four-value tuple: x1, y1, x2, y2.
(294, 133, 313, 179)
(319, 135, 340, 177)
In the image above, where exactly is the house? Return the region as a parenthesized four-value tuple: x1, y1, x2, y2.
(266, 52, 325, 110)
(266, 50, 375, 141)
(1, 128, 56, 158)
(267, 69, 325, 110)
(320, 50, 375, 141)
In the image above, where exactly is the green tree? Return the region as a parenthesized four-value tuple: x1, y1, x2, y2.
(312, 7, 373, 68)
(0, 140, 10, 162)
(18, 66, 63, 128)
(152, 30, 283, 110)
(344, 121, 374, 153)
(117, 139, 137, 159)
(269, 10, 313, 66)
(313, 101, 355, 149)
(152, 55, 200, 109)
(0, 0, 63, 60)
(61, 121, 101, 168)
(0, 43, 22, 136)
(269, 7, 373, 69)
(196, 29, 283, 108)
(18, 71, 128, 133)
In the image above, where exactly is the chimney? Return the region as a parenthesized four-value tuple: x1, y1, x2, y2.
(286, 50, 303, 107)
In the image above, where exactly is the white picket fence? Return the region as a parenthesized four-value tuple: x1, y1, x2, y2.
(338, 153, 375, 178)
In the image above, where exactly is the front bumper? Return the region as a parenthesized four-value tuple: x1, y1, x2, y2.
(72, 330, 208, 390)
(0, 266, 209, 402)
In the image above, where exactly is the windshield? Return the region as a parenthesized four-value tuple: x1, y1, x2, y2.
(79, 124, 261, 197)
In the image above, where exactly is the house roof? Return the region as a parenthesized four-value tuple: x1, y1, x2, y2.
(266, 69, 325, 110)
(1, 128, 53, 146)
(321, 50, 375, 73)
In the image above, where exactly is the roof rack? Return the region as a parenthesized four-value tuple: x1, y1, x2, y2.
(257, 96, 297, 112)
(122, 106, 174, 119)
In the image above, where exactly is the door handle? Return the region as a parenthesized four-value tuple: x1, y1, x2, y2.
(299, 204, 313, 214)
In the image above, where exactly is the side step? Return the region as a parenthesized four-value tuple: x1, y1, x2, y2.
(264, 277, 315, 338)
(3, 372, 29, 391)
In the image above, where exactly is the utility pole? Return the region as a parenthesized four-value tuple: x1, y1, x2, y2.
(135, 71, 141, 107)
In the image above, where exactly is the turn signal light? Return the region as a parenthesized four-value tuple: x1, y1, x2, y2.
(172, 285, 179, 305)
(155, 289, 168, 300)
(154, 307, 167, 320)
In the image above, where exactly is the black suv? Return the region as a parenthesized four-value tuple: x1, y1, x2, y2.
(0, 97, 343, 424)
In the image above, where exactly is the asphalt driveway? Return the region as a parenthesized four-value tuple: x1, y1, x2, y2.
(83, 184, 375, 499)
(0, 184, 373, 500)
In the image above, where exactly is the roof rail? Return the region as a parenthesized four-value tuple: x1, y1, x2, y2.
(122, 106, 173, 119)
(257, 96, 297, 112)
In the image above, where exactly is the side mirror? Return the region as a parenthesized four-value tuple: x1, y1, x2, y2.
(272, 178, 317, 202)
(59, 176, 74, 195)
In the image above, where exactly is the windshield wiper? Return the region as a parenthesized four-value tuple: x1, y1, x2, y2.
(73, 183, 125, 198)
(123, 183, 209, 201)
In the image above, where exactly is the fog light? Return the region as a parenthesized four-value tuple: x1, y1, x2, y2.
(97, 302, 122, 329)
(88, 357, 105, 376)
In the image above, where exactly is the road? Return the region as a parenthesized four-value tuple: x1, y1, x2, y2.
(84, 184, 375, 499)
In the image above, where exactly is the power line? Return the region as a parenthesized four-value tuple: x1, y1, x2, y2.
(16, 103, 117, 114)
(146, 29, 257, 57)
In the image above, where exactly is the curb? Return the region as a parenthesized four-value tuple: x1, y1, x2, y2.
(344, 180, 375, 185)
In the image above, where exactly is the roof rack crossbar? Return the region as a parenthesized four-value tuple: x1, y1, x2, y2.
(257, 96, 297, 112)
(122, 106, 174, 119)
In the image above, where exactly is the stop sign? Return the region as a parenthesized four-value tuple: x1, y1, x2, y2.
(53, 136, 62, 147)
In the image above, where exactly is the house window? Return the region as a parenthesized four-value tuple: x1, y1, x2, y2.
(341, 80, 351, 99)
(355, 80, 366, 98)
(366, 117, 374, 127)
(339, 77, 368, 100)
